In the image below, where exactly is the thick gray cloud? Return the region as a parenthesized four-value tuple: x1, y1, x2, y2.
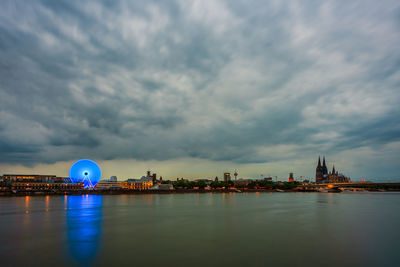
(0, 0, 399, 179)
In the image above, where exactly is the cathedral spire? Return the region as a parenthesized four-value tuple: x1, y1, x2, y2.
(318, 156, 321, 167)
(332, 165, 336, 175)
(322, 156, 328, 175)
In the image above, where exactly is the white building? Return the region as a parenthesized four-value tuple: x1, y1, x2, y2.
(95, 180, 122, 190)
(150, 184, 174, 190)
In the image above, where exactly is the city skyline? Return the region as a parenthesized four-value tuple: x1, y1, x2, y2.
(1, 0, 400, 181)
(0, 155, 392, 182)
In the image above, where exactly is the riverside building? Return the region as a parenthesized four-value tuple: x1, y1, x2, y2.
(224, 172, 231, 182)
(2, 174, 84, 191)
(315, 156, 351, 183)
(95, 178, 122, 190)
(3, 174, 58, 182)
(150, 184, 174, 190)
(122, 176, 153, 190)
(11, 182, 83, 191)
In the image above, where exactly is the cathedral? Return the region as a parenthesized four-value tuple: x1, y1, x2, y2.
(315, 156, 350, 183)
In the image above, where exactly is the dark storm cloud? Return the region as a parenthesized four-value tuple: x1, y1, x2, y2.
(0, 0, 400, 178)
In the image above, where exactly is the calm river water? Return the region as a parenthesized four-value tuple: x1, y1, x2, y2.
(0, 192, 399, 267)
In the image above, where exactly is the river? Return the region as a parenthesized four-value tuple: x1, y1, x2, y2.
(0, 192, 399, 266)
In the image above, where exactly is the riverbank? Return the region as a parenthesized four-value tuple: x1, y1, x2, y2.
(0, 189, 283, 196)
(1, 187, 400, 197)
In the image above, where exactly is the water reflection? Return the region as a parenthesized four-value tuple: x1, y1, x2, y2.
(66, 195, 103, 265)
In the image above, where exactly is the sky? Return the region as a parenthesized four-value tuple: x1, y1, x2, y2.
(0, 0, 399, 181)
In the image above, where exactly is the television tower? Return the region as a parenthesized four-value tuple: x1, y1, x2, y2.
(234, 169, 238, 180)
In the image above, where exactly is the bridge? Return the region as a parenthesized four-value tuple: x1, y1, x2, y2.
(304, 182, 400, 191)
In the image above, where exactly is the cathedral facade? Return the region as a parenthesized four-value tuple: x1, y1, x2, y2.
(315, 156, 350, 183)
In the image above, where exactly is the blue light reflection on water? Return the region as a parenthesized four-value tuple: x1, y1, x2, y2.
(65, 195, 103, 265)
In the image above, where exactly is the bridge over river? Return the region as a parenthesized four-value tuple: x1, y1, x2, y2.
(305, 182, 400, 191)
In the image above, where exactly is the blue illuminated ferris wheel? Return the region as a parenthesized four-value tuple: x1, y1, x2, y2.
(69, 159, 101, 188)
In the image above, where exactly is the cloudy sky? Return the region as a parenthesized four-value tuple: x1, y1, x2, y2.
(0, 0, 399, 181)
